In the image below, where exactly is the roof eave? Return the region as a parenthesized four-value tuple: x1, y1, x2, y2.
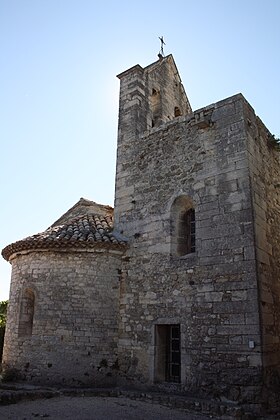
(2, 241, 128, 262)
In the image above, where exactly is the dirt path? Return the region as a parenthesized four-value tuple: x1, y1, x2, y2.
(0, 395, 211, 419)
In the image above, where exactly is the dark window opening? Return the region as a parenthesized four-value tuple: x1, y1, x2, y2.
(18, 289, 35, 337)
(177, 208, 196, 256)
(170, 196, 196, 257)
(155, 324, 181, 383)
(150, 88, 161, 128)
(174, 107, 182, 117)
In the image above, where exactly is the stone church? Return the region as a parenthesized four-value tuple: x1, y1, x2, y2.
(2, 54, 280, 411)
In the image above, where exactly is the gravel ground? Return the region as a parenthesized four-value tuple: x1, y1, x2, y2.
(0, 395, 211, 420)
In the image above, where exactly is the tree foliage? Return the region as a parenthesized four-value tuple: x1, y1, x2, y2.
(0, 300, 8, 361)
(0, 301, 8, 329)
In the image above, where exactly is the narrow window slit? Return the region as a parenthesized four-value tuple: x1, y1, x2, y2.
(18, 289, 35, 337)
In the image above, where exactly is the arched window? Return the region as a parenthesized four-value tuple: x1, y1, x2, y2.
(171, 196, 196, 256)
(18, 289, 35, 337)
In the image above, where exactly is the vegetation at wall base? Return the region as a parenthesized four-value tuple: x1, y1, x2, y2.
(0, 301, 8, 362)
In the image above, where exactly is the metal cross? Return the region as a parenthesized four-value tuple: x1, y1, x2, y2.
(158, 36, 166, 56)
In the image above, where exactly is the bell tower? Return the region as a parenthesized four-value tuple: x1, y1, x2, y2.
(114, 54, 192, 234)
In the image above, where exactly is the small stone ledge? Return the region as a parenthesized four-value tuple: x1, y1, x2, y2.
(141, 107, 215, 139)
(0, 386, 60, 405)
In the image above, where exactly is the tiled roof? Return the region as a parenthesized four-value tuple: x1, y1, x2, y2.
(2, 201, 128, 261)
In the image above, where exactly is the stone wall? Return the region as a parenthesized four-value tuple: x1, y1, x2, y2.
(115, 67, 264, 405)
(2, 54, 279, 413)
(114, 55, 192, 227)
(245, 101, 280, 401)
(3, 248, 122, 386)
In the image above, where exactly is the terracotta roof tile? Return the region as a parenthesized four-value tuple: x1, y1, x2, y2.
(2, 212, 127, 261)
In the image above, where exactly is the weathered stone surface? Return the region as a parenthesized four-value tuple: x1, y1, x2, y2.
(3, 249, 123, 386)
(1, 54, 280, 415)
(114, 55, 280, 408)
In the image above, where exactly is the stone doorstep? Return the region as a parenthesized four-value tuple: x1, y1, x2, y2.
(0, 383, 277, 419)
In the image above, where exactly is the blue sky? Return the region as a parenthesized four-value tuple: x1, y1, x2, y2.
(1, 0, 279, 300)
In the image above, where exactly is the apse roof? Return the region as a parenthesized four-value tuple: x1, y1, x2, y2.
(2, 198, 127, 261)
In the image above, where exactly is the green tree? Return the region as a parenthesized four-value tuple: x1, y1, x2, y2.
(0, 300, 8, 361)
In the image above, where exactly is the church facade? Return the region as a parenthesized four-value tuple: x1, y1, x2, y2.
(2, 55, 280, 411)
